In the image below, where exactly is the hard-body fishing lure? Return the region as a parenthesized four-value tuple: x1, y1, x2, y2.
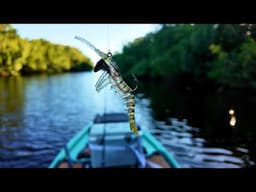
(75, 36, 139, 136)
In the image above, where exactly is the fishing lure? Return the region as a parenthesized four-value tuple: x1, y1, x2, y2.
(75, 36, 139, 136)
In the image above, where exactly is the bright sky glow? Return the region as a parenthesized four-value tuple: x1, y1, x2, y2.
(12, 24, 160, 64)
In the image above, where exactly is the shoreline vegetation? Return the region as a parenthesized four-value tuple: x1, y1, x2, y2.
(0, 24, 93, 77)
(2, 24, 256, 90)
(113, 24, 256, 90)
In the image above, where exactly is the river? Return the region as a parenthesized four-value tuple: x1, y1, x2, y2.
(0, 72, 255, 168)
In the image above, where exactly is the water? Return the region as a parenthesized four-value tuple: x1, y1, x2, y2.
(0, 72, 255, 168)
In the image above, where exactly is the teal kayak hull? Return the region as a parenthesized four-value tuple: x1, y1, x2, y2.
(49, 121, 180, 168)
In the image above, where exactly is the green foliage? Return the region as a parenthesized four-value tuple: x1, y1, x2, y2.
(0, 24, 93, 76)
(113, 24, 256, 89)
(208, 38, 256, 88)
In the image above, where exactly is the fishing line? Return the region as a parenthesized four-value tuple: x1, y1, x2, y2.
(102, 24, 111, 167)
(102, 88, 107, 167)
(107, 24, 110, 53)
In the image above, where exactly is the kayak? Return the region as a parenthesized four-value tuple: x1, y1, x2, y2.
(49, 113, 180, 168)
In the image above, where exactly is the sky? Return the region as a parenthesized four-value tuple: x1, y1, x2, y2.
(12, 24, 160, 64)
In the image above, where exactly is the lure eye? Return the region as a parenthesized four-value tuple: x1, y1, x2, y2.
(107, 52, 112, 58)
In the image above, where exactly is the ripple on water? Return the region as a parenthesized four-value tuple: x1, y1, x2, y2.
(151, 118, 253, 168)
(0, 73, 255, 168)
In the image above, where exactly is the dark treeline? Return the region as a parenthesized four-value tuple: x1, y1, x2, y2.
(113, 24, 256, 89)
(0, 24, 93, 76)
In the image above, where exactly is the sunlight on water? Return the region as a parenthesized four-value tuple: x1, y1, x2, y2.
(147, 117, 252, 168)
(135, 95, 255, 168)
(0, 72, 255, 168)
(229, 109, 236, 127)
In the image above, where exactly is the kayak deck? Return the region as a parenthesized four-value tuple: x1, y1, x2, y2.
(49, 113, 180, 168)
(56, 146, 171, 168)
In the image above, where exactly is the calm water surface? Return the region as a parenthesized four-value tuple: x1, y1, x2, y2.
(0, 72, 255, 168)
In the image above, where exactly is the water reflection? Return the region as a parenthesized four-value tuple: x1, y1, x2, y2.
(0, 77, 25, 125)
(229, 109, 236, 127)
(0, 72, 255, 167)
(135, 80, 256, 168)
(148, 118, 248, 168)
